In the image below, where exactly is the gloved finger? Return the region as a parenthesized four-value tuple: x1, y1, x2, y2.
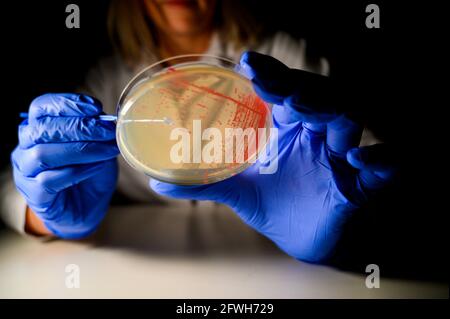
(282, 68, 339, 124)
(326, 115, 362, 158)
(240, 51, 292, 104)
(39, 159, 116, 193)
(37, 159, 117, 193)
(271, 105, 327, 136)
(11, 141, 119, 178)
(303, 122, 327, 135)
(346, 144, 397, 190)
(28, 93, 102, 124)
(150, 176, 260, 227)
(240, 51, 339, 125)
(13, 160, 114, 206)
(150, 178, 238, 204)
(18, 116, 116, 148)
(283, 93, 338, 124)
(271, 104, 302, 125)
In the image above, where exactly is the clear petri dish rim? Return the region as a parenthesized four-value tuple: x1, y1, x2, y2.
(116, 54, 243, 117)
(115, 54, 273, 185)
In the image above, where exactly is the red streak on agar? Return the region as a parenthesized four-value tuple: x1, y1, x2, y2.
(165, 67, 264, 115)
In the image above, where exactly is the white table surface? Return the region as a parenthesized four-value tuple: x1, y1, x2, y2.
(0, 201, 447, 298)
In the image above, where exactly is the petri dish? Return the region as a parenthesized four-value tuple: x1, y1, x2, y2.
(116, 54, 272, 185)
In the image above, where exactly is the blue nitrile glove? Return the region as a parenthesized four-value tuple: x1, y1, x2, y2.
(150, 52, 395, 263)
(11, 93, 119, 239)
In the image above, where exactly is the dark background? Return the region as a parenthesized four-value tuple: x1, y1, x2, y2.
(0, 1, 446, 281)
(0, 0, 414, 167)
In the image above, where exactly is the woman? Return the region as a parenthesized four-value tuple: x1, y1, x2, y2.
(1, 0, 329, 238)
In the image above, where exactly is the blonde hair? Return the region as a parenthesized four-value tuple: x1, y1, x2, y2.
(107, 0, 266, 66)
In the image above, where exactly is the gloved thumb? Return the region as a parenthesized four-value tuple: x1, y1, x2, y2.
(150, 178, 239, 205)
(150, 176, 260, 227)
(346, 144, 397, 190)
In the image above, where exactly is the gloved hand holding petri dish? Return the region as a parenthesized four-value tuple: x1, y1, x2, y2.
(116, 55, 272, 185)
